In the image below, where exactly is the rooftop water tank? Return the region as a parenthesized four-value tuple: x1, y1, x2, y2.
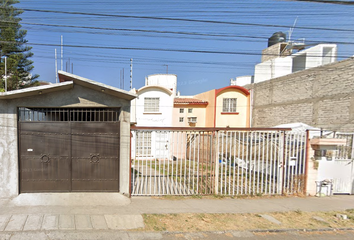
(268, 32, 286, 47)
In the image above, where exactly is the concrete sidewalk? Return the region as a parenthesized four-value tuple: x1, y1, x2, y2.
(0, 194, 353, 239)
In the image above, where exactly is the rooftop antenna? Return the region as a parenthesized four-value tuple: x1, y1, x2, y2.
(288, 17, 298, 42)
(163, 64, 168, 74)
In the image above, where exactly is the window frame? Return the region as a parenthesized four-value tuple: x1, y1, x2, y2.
(144, 97, 160, 113)
(222, 98, 237, 113)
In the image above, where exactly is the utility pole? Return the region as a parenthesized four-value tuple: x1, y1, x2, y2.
(164, 64, 168, 74)
(55, 49, 58, 83)
(130, 58, 133, 90)
(4, 57, 7, 92)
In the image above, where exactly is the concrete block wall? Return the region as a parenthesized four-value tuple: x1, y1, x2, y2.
(250, 57, 354, 132)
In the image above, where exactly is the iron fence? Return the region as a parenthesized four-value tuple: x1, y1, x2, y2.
(130, 127, 307, 196)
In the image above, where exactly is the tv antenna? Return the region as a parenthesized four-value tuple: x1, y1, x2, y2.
(288, 17, 298, 42)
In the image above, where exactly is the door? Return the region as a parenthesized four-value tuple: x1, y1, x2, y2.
(71, 122, 120, 191)
(19, 122, 71, 192)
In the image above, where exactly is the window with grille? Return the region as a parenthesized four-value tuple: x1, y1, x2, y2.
(179, 117, 184, 122)
(222, 98, 237, 113)
(144, 97, 160, 112)
(179, 108, 184, 113)
(18, 108, 120, 122)
(188, 108, 193, 113)
(136, 131, 152, 156)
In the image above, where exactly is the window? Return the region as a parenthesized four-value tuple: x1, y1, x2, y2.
(179, 117, 184, 122)
(136, 131, 151, 156)
(179, 108, 184, 113)
(188, 108, 193, 113)
(223, 98, 237, 112)
(144, 97, 159, 112)
(188, 117, 197, 123)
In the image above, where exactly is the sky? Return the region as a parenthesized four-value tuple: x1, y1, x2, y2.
(14, 0, 354, 95)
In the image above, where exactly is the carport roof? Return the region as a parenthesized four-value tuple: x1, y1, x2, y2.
(0, 71, 137, 100)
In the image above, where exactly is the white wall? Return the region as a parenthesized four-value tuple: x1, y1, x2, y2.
(135, 87, 174, 127)
(145, 74, 177, 97)
(254, 44, 337, 83)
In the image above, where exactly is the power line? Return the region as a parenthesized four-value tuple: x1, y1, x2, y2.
(2, 40, 353, 59)
(2, 21, 354, 46)
(5, 7, 354, 33)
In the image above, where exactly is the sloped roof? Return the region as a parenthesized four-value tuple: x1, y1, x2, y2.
(0, 71, 137, 100)
(174, 98, 208, 105)
(58, 71, 137, 100)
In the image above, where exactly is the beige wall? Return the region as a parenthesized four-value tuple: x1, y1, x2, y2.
(173, 104, 207, 127)
(194, 90, 215, 127)
(215, 90, 249, 128)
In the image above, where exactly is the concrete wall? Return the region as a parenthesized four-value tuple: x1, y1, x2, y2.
(0, 85, 132, 198)
(249, 57, 354, 132)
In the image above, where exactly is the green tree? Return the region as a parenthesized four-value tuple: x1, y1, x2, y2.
(0, 0, 39, 91)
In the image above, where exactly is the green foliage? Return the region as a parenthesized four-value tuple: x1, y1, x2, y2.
(0, 0, 39, 91)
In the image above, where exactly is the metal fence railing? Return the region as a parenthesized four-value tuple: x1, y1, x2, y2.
(130, 127, 307, 197)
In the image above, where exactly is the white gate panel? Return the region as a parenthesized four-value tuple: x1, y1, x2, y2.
(318, 160, 354, 194)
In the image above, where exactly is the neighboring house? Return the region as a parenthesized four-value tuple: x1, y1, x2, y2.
(233, 42, 337, 87)
(130, 74, 177, 160)
(173, 98, 208, 127)
(193, 85, 251, 128)
(254, 43, 337, 84)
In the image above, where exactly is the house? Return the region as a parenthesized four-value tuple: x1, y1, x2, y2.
(190, 85, 251, 128)
(0, 71, 136, 198)
(130, 74, 177, 160)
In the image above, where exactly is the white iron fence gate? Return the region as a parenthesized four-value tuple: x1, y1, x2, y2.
(130, 127, 307, 196)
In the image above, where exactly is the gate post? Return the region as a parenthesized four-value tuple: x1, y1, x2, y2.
(214, 130, 219, 195)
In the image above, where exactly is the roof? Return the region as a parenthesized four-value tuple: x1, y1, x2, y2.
(216, 85, 250, 96)
(58, 71, 137, 100)
(137, 85, 172, 95)
(0, 71, 137, 100)
(174, 98, 208, 105)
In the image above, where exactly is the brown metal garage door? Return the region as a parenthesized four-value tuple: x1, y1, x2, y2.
(19, 108, 120, 193)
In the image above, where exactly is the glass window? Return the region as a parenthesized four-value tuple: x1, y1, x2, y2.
(188, 108, 193, 113)
(222, 98, 237, 112)
(180, 108, 184, 113)
(179, 117, 184, 122)
(144, 97, 160, 112)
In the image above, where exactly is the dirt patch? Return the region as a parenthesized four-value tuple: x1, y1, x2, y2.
(141, 210, 354, 232)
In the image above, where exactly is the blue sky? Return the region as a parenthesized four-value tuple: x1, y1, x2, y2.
(16, 0, 354, 95)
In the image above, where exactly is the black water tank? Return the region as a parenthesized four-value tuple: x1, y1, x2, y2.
(268, 32, 286, 47)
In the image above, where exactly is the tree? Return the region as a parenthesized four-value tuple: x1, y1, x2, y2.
(0, 0, 39, 91)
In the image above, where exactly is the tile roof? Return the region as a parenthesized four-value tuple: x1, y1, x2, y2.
(174, 98, 208, 105)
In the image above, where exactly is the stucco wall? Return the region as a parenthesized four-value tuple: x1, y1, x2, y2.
(194, 90, 215, 127)
(215, 90, 249, 128)
(250, 57, 354, 132)
(172, 104, 207, 127)
(135, 87, 173, 127)
(0, 85, 132, 198)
